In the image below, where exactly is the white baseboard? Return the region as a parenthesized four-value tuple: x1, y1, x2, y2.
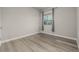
(41, 31, 77, 40)
(1, 31, 77, 45)
(2, 32, 39, 44)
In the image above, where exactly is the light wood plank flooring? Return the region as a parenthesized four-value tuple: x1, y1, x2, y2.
(0, 33, 78, 52)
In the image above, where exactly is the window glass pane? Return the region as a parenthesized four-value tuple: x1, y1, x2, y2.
(44, 16, 48, 20)
(44, 14, 52, 25)
(44, 15, 47, 25)
(48, 15, 52, 20)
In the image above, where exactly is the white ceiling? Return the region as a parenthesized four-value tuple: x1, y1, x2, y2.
(35, 7, 50, 10)
(34, 7, 56, 11)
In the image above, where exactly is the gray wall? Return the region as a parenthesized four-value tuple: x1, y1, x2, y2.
(0, 8, 2, 39)
(1, 7, 40, 40)
(41, 7, 77, 38)
(77, 8, 79, 48)
(0, 7, 77, 41)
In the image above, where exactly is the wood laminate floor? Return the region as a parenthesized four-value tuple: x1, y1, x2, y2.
(0, 33, 79, 52)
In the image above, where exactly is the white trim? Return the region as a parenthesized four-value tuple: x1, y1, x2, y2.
(41, 31, 77, 40)
(1, 31, 77, 44)
(1, 32, 39, 44)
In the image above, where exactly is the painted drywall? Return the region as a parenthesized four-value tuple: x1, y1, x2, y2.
(2, 7, 40, 40)
(77, 8, 79, 48)
(0, 8, 2, 40)
(41, 7, 77, 39)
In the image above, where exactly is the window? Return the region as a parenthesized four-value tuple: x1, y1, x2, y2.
(44, 13, 52, 25)
(42, 8, 54, 32)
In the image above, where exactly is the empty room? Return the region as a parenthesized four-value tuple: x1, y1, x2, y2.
(0, 7, 79, 52)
